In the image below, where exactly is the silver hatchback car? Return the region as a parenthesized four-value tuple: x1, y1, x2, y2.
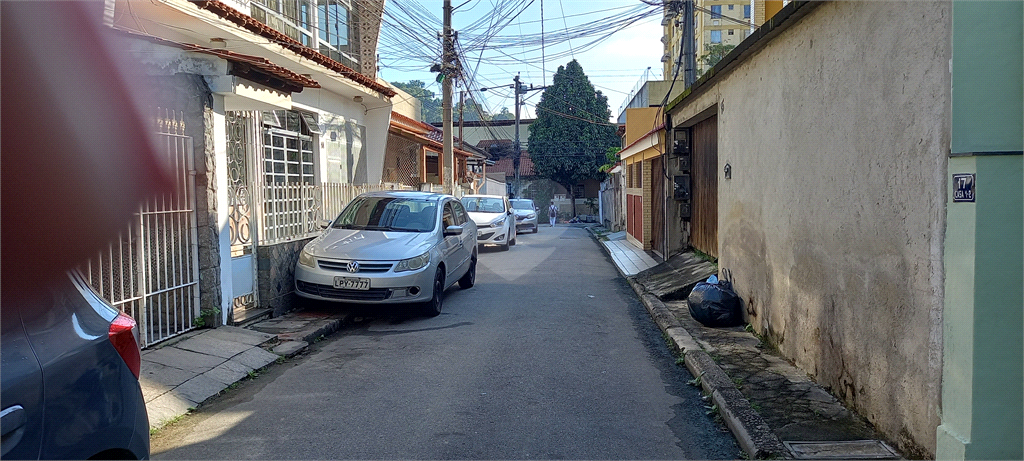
(294, 191, 477, 316)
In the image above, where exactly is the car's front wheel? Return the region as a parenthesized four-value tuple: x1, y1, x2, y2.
(424, 267, 445, 316)
(458, 253, 476, 289)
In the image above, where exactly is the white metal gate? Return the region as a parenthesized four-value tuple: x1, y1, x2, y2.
(83, 108, 200, 347)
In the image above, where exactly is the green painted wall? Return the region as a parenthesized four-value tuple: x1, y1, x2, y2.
(939, 1, 1023, 459)
(950, 2, 1023, 154)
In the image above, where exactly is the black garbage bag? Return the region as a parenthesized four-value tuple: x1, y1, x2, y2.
(687, 276, 743, 327)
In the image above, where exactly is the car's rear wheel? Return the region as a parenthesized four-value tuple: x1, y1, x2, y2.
(424, 267, 445, 316)
(458, 253, 476, 289)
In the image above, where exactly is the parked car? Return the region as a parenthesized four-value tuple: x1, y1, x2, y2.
(461, 195, 516, 250)
(1, 271, 150, 460)
(294, 191, 477, 316)
(509, 198, 539, 234)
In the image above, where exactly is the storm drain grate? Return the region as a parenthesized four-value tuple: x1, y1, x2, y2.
(784, 440, 900, 459)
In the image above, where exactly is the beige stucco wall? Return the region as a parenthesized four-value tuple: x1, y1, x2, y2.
(669, 1, 950, 456)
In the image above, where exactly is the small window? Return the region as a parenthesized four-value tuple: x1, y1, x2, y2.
(744, 5, 751, 18)
(452, 201, 467, 225)
(442, 203, 456, 228)
(728, 4, 734, 10)
(262, 111, 282, 127)
(710, 5, 721, 18)
(710, 30, 722, 44)
(300, 113, 321, 135)
(728, 29, 734, 35)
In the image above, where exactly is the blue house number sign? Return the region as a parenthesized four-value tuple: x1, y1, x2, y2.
(953, 173, 975, 203)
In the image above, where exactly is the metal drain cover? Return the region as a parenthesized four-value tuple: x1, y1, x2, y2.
(784, 440, 900, 459)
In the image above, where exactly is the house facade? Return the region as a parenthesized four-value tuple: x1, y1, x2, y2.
(87, 0, 412, 345)
(619, 108, 667, 254)
(660, 1, 1021, 458)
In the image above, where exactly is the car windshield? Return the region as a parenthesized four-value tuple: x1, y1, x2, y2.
(332, 197, 437, 232)
(509, 199, 535, 210)
(462, 197, 505, 213)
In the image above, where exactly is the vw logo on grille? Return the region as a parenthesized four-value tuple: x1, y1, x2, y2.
(346, 261, 360, 273)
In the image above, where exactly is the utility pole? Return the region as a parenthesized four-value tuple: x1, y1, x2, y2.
(682, 0, 696, 86)
(512, 74, 521, 198)
(458, 90, 464, 151)
(482, 76, 548, 198)
(441, 0, 455, 194)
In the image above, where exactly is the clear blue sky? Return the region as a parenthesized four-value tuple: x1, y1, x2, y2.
(377, 0, 665, 121)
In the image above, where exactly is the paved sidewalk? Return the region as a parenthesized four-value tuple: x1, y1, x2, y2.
(592, 227, 901, 460)
(140, 311, 349, 430)
(601, 231, 659, 275)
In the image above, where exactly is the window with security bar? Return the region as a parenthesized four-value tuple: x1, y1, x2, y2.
(264, 110, 316, 185)
(261, 110, 321, 243)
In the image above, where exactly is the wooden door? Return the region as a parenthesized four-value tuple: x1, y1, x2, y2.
(691, 116, 718, 258)
(651, 155, 665, 256)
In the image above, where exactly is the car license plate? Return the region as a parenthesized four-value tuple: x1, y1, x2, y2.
(333, 277, 370, 290)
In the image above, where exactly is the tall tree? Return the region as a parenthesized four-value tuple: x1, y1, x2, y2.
(527, 60, 618, 216)
(699, 44, 736, 70)
(391, 80, 441, 123)
(491, 107, 514, 121)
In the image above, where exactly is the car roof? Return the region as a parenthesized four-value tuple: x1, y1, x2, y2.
(358, 191, 450, 201)
(462, 194, 505, 199)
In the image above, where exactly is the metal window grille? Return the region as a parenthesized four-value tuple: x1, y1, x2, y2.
(382, 135, 422, 188)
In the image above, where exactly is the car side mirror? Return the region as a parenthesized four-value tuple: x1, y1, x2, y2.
(318, 219, 331, 229)
(443, 225, 463, 236)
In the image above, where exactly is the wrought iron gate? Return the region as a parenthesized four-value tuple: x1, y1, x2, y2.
(226, 111, 259, 322)
(83, 108, 200, 347)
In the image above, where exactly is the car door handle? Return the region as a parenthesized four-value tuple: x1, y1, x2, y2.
(1, 405, 27, 455)
(1, 406, 26, 437)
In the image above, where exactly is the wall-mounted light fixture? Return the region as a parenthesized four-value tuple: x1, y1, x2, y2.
(724, 163, 732, 180)
(353, 96, 363, 103)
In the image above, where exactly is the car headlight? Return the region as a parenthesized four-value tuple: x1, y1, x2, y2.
(395, 252, 430, 272)
(526, 213, 536, 219)
(488, 218, 504, 228)
(298, 248, 316, 267)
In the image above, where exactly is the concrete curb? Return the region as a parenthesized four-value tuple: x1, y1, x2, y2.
(629, 278, 790, 459)
(589, 228, 790, 459)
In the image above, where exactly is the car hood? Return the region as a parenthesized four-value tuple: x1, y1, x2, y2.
(467, 211, 506, 224)
(512, 209, 535, 217)
(307, 228, 437, 261)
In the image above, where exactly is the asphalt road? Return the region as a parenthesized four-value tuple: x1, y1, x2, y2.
(151, 225, 740, 459)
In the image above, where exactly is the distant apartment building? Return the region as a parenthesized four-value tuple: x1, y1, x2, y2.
(663, 0, 787, 77)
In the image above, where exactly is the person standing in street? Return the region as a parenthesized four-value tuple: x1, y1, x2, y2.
(548, 203, 557, 226)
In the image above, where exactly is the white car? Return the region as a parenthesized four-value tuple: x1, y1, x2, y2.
(509, 198, 539, 233)
(461, 195, 516, 251)
(294, 191, 477, 316)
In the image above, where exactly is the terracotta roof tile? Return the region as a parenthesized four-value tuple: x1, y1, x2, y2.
(193, 0, 396, 97)
(491, 155, 535, 176)
(117, 28, 319, 91)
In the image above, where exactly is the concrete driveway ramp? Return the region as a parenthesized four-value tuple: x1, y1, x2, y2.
(783, 440, 900, 459)
(633, 252, 717, 301)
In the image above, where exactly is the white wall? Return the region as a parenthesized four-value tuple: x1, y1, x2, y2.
(293, 89, 391, 184)
(669, 1, 950, 456)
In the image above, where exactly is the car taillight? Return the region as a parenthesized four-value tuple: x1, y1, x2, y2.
(109, 312, 141, 379)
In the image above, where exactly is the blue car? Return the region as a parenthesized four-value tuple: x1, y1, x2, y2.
(1, 271, 149, 459)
